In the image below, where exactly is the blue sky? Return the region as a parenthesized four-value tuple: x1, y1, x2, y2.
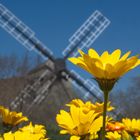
(0, 0, 140, 91)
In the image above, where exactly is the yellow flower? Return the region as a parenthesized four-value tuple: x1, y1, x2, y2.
(20, 122, 46, 136)
(70, 135, 80, 140)
(91, 102, 114, 114)
(106, 130, 132, 140)
(69, 49, 140, 91)
(0, 106, 28, 126)
(3, 132, 14, 140)
(67, 99, 114, 114)
(106, 119, 140, 140)
(66, 99, 85, 108)
(122, 118, 140, 136)
(56, 105, 102, 139)
(137, 136, 140, 140)
(69, 48, 140, 79)
(3, 123, 48, 140)
(106, 131, 121, 140)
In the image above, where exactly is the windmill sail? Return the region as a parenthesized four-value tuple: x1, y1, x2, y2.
(63, 10, 110, 58)
(0, 4, 54, 61)
(64, 70, 103, 102)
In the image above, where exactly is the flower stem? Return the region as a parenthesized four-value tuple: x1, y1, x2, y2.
(101, 91, 109, 140)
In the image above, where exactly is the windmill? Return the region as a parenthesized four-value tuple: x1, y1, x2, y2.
(0, 4, 111, 123)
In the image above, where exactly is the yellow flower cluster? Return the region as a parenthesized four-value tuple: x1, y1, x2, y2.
(0, 106, 48, 140)
(122, 118, 140, 135)
(57, 99, 140, 140)
(56, 99, 114, 140)
(106, 118, 140, 140)
(0, 48, 139, 140)
(68, 48, 140, 140)
(2, 122, 48, 140)
(67, 99, 114, 114)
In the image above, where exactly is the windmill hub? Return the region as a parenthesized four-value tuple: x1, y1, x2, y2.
(54, 58, 66, 75)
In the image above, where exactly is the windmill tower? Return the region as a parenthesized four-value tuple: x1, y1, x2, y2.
(0, 4, 110, 123)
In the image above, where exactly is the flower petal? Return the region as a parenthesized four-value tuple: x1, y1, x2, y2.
(88, 48, 99, 58)
(70, 135, 80, 140)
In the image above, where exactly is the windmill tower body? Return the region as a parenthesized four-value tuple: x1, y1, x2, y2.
(0, 4, 111, 124)
(23, 60, 76, 124)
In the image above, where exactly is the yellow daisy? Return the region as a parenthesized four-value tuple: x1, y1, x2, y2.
(68, 48, 140, 91)
(122, 118, 140, 136)
(67, 99, 114, 115)
(56, 105, 102, 140)
(106, 130, 132, 140)
(0, 106, 28, 126)
(3, 122, 48, 140)
(106, 131, 121, 140)
(69, 48, 140, 140)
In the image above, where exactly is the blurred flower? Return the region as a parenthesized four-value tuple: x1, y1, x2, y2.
(106, 119, 140, 140)
(67, 99, 114, 114)
(56, 104, 102, 140)
(91, 102, 114, 114)
(122, 118, 140, 136)
(106, 121, 125, 131)
(2, 122, 48, 140)
(0, 106, 28, 126)
(66, 99, 84, 108)
(68, 49, 140, 91)
(106, 130, 133, 140)
(121, 130, 133, 140)
(106, 131, 121, 140)
(19, 122, 46, 136)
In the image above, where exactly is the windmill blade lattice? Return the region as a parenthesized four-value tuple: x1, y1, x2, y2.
(0, 4, 54, 61)
(63, 10, 110, 58)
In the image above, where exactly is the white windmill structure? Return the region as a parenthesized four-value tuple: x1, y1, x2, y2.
(0, 4, 111, 122)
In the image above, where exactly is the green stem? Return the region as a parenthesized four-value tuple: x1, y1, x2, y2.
(101, 91, 109, 140)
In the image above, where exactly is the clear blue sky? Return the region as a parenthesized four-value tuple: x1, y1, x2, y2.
(0, 0, 140, 91)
